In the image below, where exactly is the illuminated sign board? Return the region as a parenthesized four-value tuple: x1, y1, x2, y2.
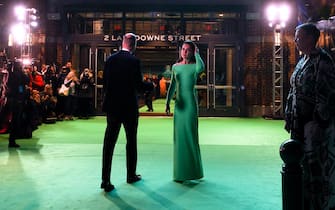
(103, 34, 202, 42)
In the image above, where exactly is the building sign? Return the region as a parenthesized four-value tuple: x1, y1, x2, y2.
(103, 34, 202, 42)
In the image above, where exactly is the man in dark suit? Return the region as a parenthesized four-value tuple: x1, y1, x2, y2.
(101, 33, 151, 192)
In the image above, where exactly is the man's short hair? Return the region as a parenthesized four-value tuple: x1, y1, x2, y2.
(295, 23, 320, 44)
(123, 33, 137, 48)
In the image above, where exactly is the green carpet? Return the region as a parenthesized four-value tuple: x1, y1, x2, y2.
(0, 116, 289, 210)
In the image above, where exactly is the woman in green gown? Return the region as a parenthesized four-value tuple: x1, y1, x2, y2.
(165, 41, 205, 182)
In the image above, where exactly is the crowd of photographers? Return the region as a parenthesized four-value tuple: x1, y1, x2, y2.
(0, 56, 95, 147)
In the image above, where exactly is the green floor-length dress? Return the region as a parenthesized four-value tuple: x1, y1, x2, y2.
(166, 53, 205, 181)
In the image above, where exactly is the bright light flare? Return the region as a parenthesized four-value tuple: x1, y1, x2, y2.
(265, 2, 291, 28)
(22, 58, 32, 65)
(30, 14, 37, 21)
(30, 8, 37, 14)
(279, 4, 290, 27)
(30, 21, 38, 27)
(266, 5, 276, 22)
(14, 5, 27, 21)
(10, 23, 27, 45)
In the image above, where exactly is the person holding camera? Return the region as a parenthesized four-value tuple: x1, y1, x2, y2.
(77, 68, 94, 119)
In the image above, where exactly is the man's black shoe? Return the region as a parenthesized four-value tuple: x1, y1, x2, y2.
(127, 174, 141, 184)
(8, 143, 20, 148)
(100, 181, 115, 192)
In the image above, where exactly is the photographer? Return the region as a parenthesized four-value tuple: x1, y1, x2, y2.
(77, 68, 94, 119)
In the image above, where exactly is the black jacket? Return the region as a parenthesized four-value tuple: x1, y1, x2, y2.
(102, 50, 152, 116)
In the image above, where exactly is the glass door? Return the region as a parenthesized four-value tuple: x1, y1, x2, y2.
(91, 46, 118, 114)
(196, 44, 209, 110)
(197, 45, 240, 116)
(213, 47, 237, 110)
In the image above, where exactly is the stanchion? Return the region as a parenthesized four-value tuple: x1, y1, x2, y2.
(279, 139, 304, 210)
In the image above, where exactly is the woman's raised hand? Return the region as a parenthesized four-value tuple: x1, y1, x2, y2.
(193, 43, 199, 54)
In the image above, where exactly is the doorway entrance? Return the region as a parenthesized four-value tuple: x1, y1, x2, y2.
(197, 44, 240, 116)
(79, 45, 118, 114)
(81, 42, 242, 116)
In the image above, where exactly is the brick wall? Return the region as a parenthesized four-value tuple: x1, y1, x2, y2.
(243, 18, 297, 117)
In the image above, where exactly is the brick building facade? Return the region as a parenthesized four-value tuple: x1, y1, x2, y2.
(3, 0, 307, 117)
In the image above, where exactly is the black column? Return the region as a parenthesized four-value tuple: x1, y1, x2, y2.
(279, 139, 304, 210)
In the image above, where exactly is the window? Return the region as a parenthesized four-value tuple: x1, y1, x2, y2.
(68, 11, 239, 35)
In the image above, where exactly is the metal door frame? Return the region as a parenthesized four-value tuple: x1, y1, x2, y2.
(90, 46, 118, 111)
(212, 46, 236, 109)
(197, 43, 239, 116)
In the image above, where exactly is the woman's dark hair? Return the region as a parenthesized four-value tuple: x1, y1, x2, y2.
(295, 23, 320, 44)
(176, 40, 196, 63)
